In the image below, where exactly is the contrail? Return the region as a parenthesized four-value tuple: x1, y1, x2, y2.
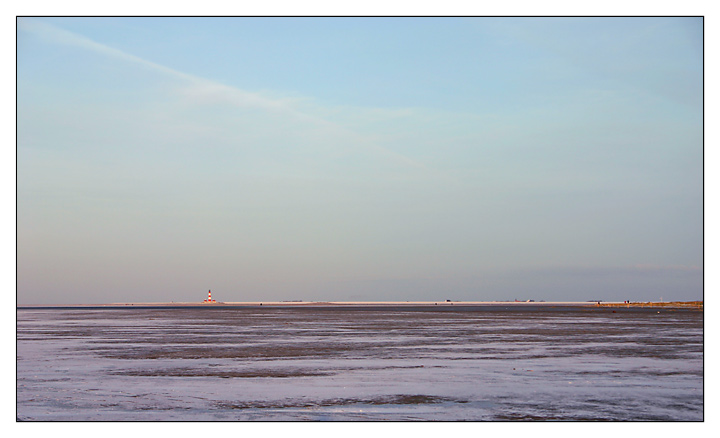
(18, 18, 439, 173)
(17, 18, 293, 113)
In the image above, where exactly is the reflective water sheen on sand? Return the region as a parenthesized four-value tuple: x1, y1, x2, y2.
(16, 306, 703, 421)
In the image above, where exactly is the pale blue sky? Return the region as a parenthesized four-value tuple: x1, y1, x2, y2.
(17, 17, 703, 304)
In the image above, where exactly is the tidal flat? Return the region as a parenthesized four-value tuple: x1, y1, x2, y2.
(17, 305, 703, 421)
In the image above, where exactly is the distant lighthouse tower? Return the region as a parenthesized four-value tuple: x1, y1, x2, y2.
(204, 289, 216, 303)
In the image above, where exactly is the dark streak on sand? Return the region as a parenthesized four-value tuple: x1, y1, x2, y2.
(216, 394, 467, 410)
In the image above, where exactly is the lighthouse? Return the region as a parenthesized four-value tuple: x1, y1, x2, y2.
(204, 290, 216, 303)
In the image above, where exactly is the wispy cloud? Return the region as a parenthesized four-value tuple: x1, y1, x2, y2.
(19, 19, 196, 81)
(18, 18, 433, 173)
(631, 264, 702, 273)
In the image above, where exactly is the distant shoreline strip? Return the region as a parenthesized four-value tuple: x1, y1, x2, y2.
(17, 301, 702, 310)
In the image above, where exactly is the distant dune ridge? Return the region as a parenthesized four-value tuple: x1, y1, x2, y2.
(597, 301, 703, 309)
(18, 301, 703, 309)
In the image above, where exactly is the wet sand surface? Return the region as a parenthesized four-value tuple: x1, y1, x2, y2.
(17, 306, 703, 421)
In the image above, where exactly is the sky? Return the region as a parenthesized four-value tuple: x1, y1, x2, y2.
(16, 17, 703, 304)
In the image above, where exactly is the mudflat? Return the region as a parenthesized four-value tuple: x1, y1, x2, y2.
(17, 305, 703, 420)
